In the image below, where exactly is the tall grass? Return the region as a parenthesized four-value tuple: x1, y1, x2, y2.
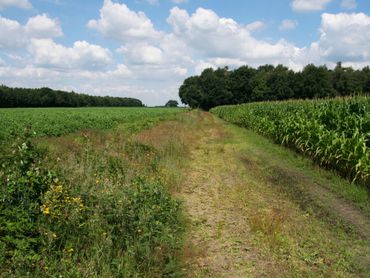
(0, 111, 197, 277)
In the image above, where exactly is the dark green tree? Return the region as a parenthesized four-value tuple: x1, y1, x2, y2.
(301, 64, 334, 98)
(165, 100, 179, 107)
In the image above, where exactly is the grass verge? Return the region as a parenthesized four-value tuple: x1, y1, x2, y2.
(0, 111, 201, 277)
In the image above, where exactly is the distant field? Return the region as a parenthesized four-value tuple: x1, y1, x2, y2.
(0, 107, 183, 141)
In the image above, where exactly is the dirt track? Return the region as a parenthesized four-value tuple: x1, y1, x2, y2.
(180, 113, 370, 277)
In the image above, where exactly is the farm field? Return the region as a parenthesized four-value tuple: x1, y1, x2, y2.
(0, 107, 183, 142)
(1, 107, 370, 277)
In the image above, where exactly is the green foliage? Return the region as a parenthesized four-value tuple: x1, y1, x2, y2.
(0, 110, 187, 277)
(0, 136, 54, 275)
(100, 178, 184, 276)
(211, 96, 370, 188)
(0, 107, 182, 142)
(0, 85, 143, 108)
(165, 100, 179, 107)
(179, 62, 370, 110)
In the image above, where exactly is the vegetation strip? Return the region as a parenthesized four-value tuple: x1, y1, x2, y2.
(179, 63, 370, 110)
(0, 109, 190, 277)
(0, 85, 143, 108)
(211, 97, 370, 189)
(0, 107, 183, 142)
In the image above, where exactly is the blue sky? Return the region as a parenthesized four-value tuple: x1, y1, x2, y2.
(0, 0, 369, 105)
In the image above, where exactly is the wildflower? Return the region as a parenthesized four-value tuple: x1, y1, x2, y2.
(41, 205, 50, 215)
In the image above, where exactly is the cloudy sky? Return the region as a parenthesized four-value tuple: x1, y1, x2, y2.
(0, 0, 369, 105)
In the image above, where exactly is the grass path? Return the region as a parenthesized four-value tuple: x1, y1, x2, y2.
(180, 112, 370, 277)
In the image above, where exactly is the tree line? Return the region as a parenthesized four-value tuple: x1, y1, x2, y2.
(179, 62, 370, 110)
(0, 85, 144, 108)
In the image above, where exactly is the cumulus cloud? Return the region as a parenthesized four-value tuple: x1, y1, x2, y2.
(118, 43, 163, 65)
(167, 7, 300, 64)
(25, 14, 63, 38)
(341, 0, 357, 10)
(87, 0, 161, 43)
(28, 39, 113, 70)
(0, 14, 62, 49)
(0, 17, 27, 49)
(291, 0, 333, 12)
(314, 13, 370, 62)
(279, 19, 298, 31)
(0, 0, 32, 10)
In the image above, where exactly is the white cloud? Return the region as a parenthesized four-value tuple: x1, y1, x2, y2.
(246, 21, 266, 32)
(341, 0, 357, 10)
(25, 14, 63, 38)
(0, 0, 31, 9)
(279, 19, 298, 31)
(314, 13, 370, 61)
(0, 17, 26, 49)
(0, 14, 62, 49)
(118, 43, 163, 65)
(28, 39, 113, 70)
(87, 0, 161, 43)
(291, 0, 333, 12)
(167, 7, 300, 64)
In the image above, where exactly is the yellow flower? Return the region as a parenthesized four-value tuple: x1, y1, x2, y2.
(41, 206, 50, 215)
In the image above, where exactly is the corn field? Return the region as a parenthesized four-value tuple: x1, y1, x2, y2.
(211, 97, 370, 187)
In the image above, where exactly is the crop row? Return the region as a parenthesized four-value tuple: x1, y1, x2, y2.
(211, 97, 370, 187)
(0, 107, 183, 142)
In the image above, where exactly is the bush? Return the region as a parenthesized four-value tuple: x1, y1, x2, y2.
(0, 136, 54, 275)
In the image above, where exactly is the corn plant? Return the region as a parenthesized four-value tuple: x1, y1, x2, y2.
(211, 96, 370, 188)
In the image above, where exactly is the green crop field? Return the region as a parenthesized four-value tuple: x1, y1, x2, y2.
(0, 107, 183, 142)
(211, 96, 370, 187)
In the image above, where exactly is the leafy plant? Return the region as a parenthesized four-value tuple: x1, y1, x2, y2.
(211, 96, 370, 188)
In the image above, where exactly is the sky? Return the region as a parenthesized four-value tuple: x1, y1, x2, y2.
(0, 0, 370, 106)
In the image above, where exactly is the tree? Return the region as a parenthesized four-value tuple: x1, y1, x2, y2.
(0, 85, 144, 108)
(229, 66, 256, 104)
(179, 76, 203, 109)
(301, 64, 334, 98)
(177, 62, 366, 110)
(165, 100, 179, 107)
